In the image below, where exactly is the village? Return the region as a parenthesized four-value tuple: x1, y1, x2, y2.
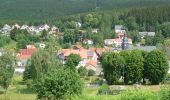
(0, 23, 168, 76)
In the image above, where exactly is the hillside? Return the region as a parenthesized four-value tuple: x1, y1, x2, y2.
(0, 0, 170, 22)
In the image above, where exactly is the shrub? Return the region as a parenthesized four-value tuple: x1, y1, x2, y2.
(34, 68, 83, 100)
(78, 67, 87, 77)
(98, 84, 110, 94)
(25, 79, 33, 89)
(159, 86, 170, 100)
(88, 70, 95, 76)
(120, 89, 159, 100)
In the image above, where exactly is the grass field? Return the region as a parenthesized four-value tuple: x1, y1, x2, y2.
(0, 75, 169, 100)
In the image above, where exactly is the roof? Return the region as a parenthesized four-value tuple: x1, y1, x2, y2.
(59, 49, 88, 59)
(139, 32, 155, 37)
(85, 60, 97, 68)
(128, 46, 157, 52)
(17, 47, 37, 60)
(115, 25, 124, 30)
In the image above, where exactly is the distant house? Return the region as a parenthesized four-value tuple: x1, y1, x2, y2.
(139, 32, 155, 38)
(128, 46, 157, 52)
(17, 45, 37, 67)
(104, 38, 132, 47)
(83, 39, 93, 45)
(21, 25, 29, 30)
(27, 26, 40, 34)
(1, 24, 11, 34)
(12, 23, 21, 30)
(75, 22, 82, 28)
(49, 26, 59, 34)
(39, 24, 50, 31)
(39, 43, 46, 49)
(91, 29, 98, 33)
(85, 60, 97, 71)
(115, 25, 126, 34)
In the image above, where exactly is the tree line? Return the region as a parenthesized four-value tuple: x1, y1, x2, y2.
(102, 50, 169, 85)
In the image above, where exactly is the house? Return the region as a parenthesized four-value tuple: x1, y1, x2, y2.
(115, 25, 126, 34)
(75, 22, 82, 28)
(39, 24, 50, 31)
(39, 43, 46, 49)
(58, 47, 98, 64)
(21, 25, 29, 30)
(1, 24, 11, 34)
(85, 60, 97, 71)
(12, 23, 21, 29)
(127, 46, 157, 52)
(104, 38, 132, 47)
(49, 26, 59, 34)
(83, 39, 93, 45)
(43, 24, 50, 31)
(27, 26, 40, 34)
(117, 32, 125, 39)
(91, 29, 98, 33)
(17, 45, 37, 67)
(139, 32, 155, 38)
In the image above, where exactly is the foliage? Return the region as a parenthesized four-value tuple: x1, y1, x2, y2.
(34, 68, 83, 100)
(98, 83, 110, 95)
(102, 52, 124, 85)
(78, 67, 87, 77)
(66, 54, 81, 70)
(0, 0, 170, 23)
(144, 50, 169, 84)
(0, 51, 15, 90)
(88, 70, 96, 76)
(25, 79, 33, 89)
(24, 50, 62, 81)
(119, 50, 144, 84)
(120, 89, 159, 100)
(159, 86, 170, 100)
(63, 30, 76, 44)
(0, 35, 12, 47)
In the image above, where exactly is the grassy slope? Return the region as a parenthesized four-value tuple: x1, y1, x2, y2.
(0, 75, 166, 100)
(0, 0, 170, 22)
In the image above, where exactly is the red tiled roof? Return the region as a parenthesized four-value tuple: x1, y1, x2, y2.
(85, 60, 97, 68)
(17, 48, 38, 60)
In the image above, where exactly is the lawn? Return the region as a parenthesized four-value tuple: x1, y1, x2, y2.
(0, 75, 169, 100)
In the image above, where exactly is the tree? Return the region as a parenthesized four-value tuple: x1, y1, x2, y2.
(88, 69, 95, 76)
(125, 16, 139, 31)
(91, 32, 104, 47)
(120, 50, 144, 84)
(34, 68, 83, 100)
(24, 50, 62, 81)
(63, 30, 75, 44)
(158, 22, 170, 38)
(0, 51, 15, 90)
(78, 67, 87, 77)
(144, 50, 169, 84)
(102, 52, 124, 85)
(66, 54, 81, 70)
(0, 35, 12, 47)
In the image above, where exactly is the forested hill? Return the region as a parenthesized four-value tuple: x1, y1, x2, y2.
(0, 0, 170, 22)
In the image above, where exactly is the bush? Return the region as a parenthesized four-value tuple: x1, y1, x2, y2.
(88, 70, 95, 76)
(98, 84, 110, 94)
(0, 87, 5, 94)
(120, 89, 159, 100)
(25, 79, 33, 89)
(159, 86, 170, 100)
(34, 68, 83, 100)
(78, 67, 87, 77)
